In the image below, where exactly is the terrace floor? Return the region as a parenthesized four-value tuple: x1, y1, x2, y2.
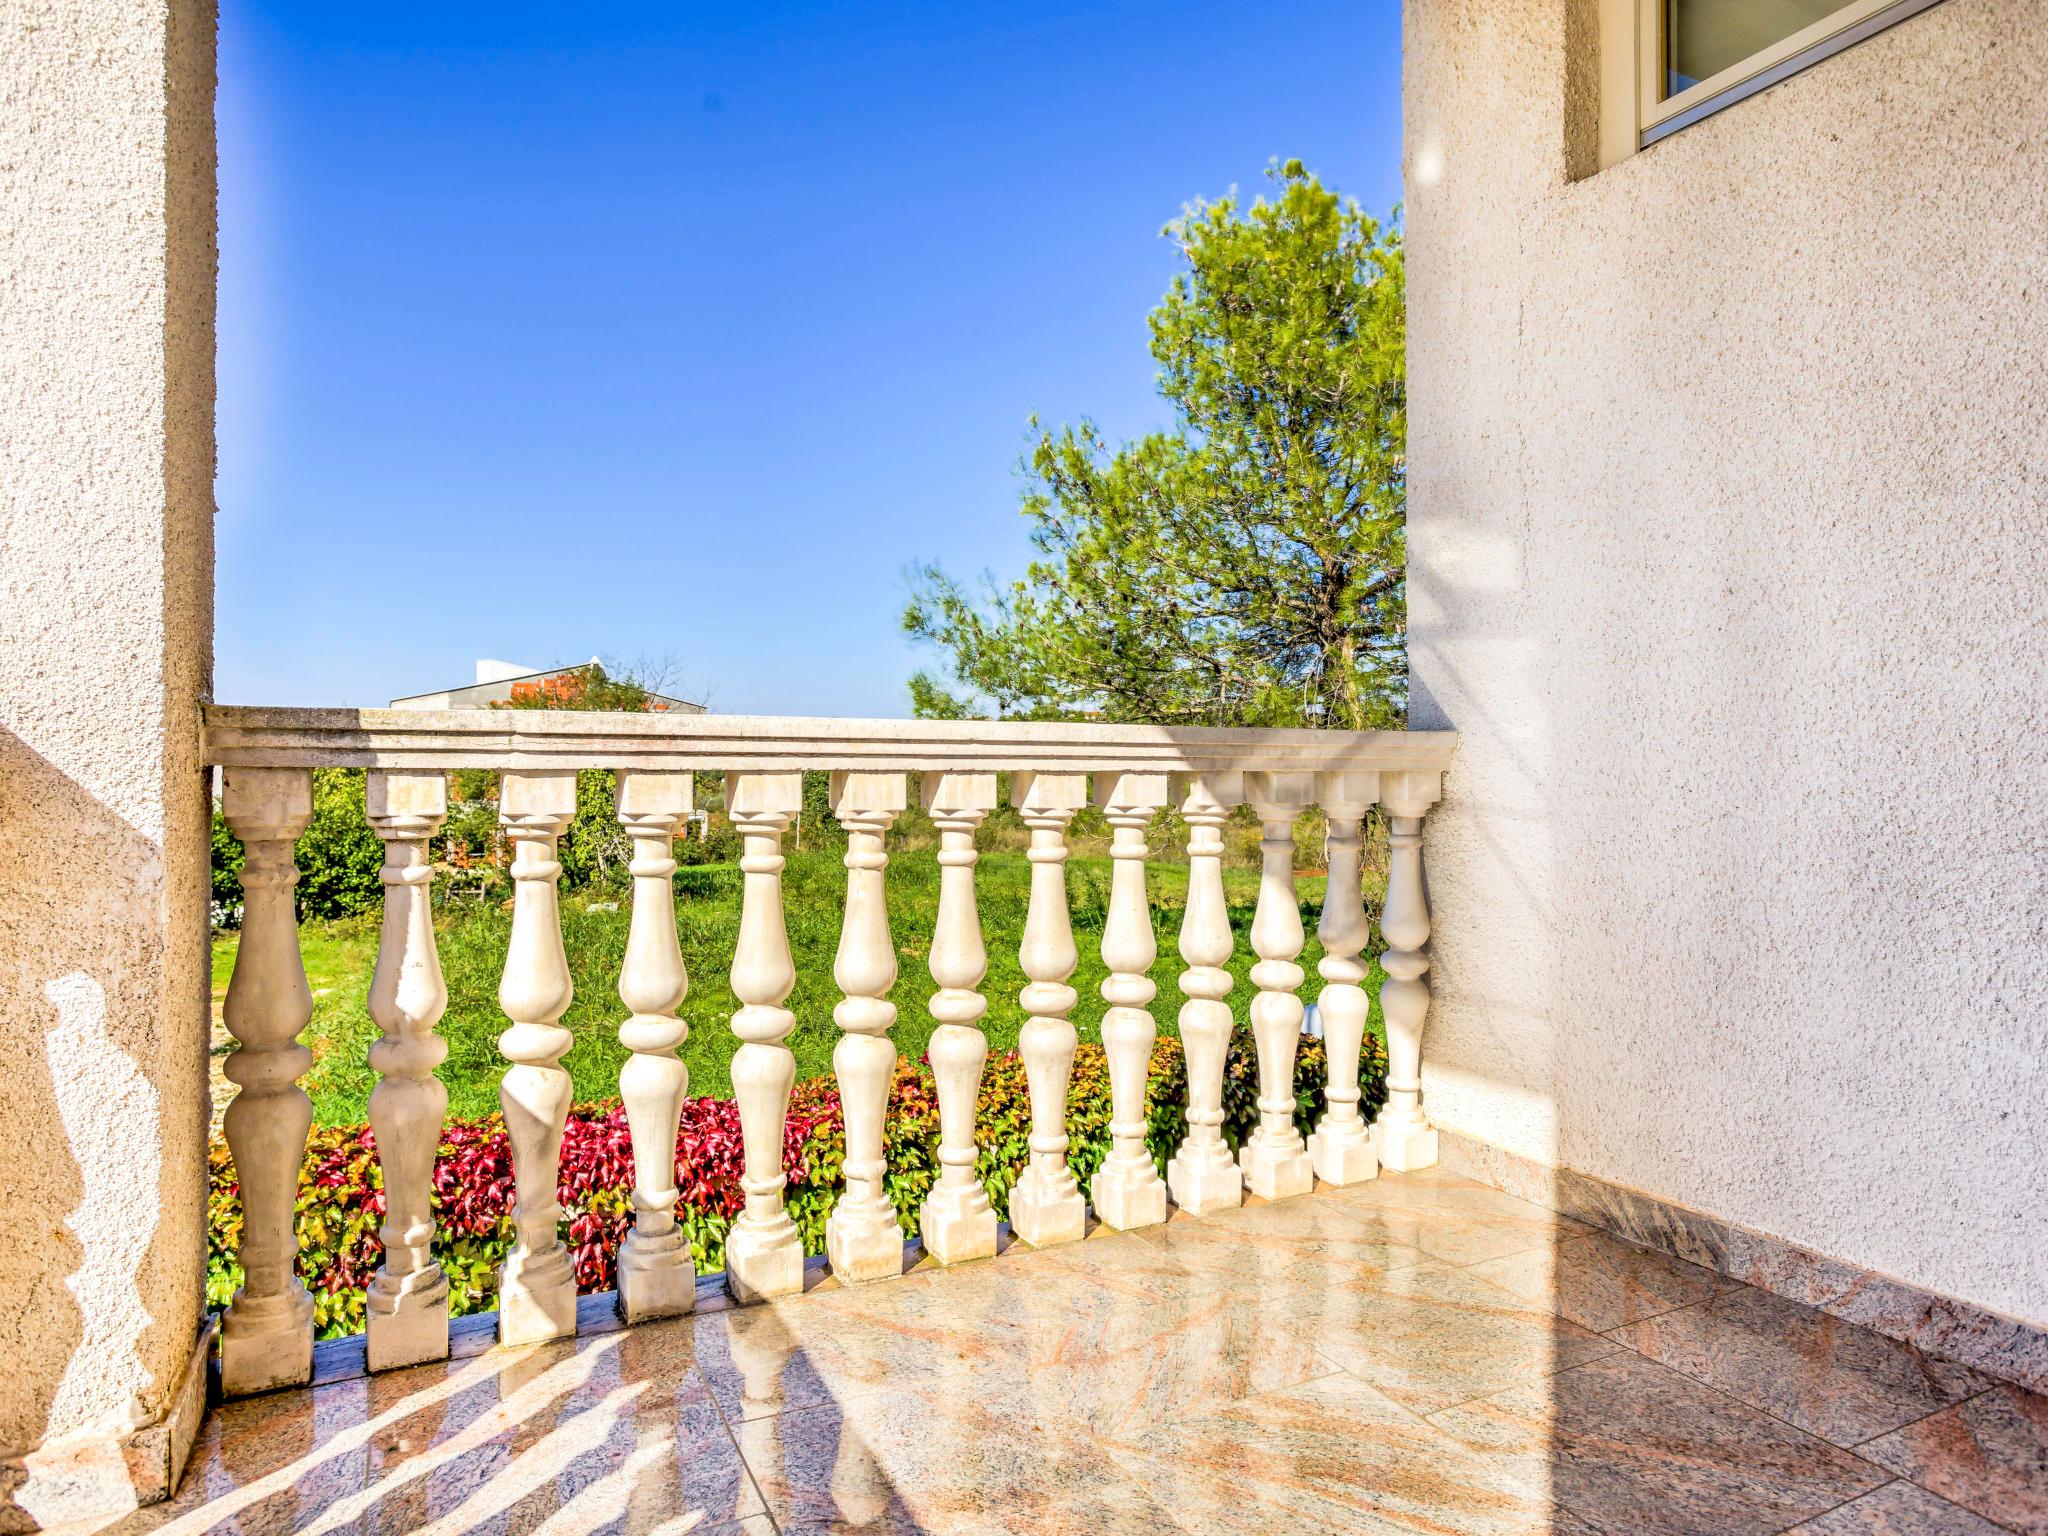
(106, 1169, 2046, 1536)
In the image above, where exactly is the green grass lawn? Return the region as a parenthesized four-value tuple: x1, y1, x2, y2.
(215, 850, 1388, 1126)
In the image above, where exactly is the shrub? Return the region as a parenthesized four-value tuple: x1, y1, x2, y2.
(558, 771, 632, 891)
(207, 1027, 1386, 1340)
(210, 804, 244, 929)
(296, 768, 388, 919)
(211, 767, 387, 924)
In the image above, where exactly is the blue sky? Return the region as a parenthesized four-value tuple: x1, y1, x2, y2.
(217, 2, 1404, 716)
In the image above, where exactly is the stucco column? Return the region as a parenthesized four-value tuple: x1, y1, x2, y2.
(0, 0, 218, 1529)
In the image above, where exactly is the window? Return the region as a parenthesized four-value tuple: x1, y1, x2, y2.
(1596, 0, 1947, 166)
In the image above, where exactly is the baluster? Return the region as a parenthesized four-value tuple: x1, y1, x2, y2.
(1165, 771, 1245, 1215)
(1373, 769, 1444, 1171)
(1307, 771, 1380, 1186)
(219, 767, 316, 1396)
(615, 770, 696, 1322)
(1006, 771, 1087, 1249)
(1091, 772, 1170, 1230)
(724, 771, 805, 1302)
(1240, 773, 1316, 1200)
(918, 771, 999, 1264)
(495, 770, 579, 1345)
(365, 771, 453, 1370)
(826, 771, 908, 1284)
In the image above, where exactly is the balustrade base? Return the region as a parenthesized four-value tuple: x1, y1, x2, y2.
(221, 1287, 314, 1397)
(727, 1216, 804, 1303)
(366, 1285, 450, 1372)
(1090, 1160, 1168, 1230)
(1372, 1119, 1440, 1173)
(499, 1248, 578, 1346)
(1008, 1176, 1086, 1249)
(1167, 1147, 1244, 1215)
(826, 1205, 906, 1284)
(1308, 1122, 1380, 1186)
(1240, 1140, 1314, 1201)
(618, 1230, 698, 1322)
(919, 1182, 998, 1265)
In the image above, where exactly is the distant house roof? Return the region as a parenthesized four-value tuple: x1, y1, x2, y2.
(389, 658, 705, 713)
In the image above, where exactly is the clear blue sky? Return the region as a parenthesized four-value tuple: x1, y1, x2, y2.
(217, 2, 1404, 716)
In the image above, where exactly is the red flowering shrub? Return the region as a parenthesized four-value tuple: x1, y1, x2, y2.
(206, 1027, 1383, 1340)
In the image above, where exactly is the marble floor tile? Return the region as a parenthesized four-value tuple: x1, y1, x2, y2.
(1136, 1189, 1437, 1290)
(998, 1220, 1246, 1304)
(1858, 1384, 2048, 1535)
(690, 1264, 1032, 1425)
(1612, 1285, 1991, 1446)
(1103, 1367, 1603, 1535)
(997, 1283, 1334, 1434)
(119, 1184, 2045, 1536)
(1780, 1480, 2011, 1534)
(1326, 1179, 1595, 1267)
(1334, 1170, 1587, 1225)
(1429, 1349, 1890, 1536)
(1464, 1229, 1727, 1333)
(106, 1327, 759, 1536)
(1299, 1259, 1621, 1415)
(744, 1378, 1138, 1535)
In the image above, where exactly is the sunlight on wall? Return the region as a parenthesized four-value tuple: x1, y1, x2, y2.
(45, 972, 160, 1432)
(14, 974, 164, 1525)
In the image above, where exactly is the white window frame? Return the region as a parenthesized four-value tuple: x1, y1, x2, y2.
(1597, 0, 1948, 168)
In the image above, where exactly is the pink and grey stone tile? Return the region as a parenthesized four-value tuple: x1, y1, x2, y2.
(1464, 1227, 1730, 1334)
(1612, 1282, 1991, 1447)
(92, 1171, 2048, 1536)
(1296, 1256, 1623, 1414)
(1780, 1480, 2012, 1534)
(1429, 1349, 1891, 1535)
(1858, 1383, 2048, 1535)
(1103, 1367, 1606, 1535)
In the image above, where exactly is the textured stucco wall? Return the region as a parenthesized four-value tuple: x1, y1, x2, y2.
(0, 0, 217, 1515)
(1403, 0, 2046, 1325)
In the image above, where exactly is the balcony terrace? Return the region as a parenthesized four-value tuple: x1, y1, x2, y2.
(62, 707, 2036, 1536)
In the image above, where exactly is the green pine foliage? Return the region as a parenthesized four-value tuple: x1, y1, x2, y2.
(906, 160, 1406, 729)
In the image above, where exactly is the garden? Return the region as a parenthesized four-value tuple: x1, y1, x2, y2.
(210, 768, 1393, 1336)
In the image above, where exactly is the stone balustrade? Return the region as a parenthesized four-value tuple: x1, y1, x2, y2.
(203, 707, 1454, 1397)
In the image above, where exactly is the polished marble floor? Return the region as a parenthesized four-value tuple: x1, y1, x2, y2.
(96, 1169, 2047, 1536)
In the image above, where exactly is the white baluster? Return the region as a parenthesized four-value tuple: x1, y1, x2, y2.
(1165, 771, 1245, 1216)
(219, 767, 316, 1396)
(1090, 772, 1170, 1230)
(1373, 769, 1444, 1171)
(1307, 771, 1380, 1186)
(616, 770, 696, 1323)
(495, 770, 579, 1346)
(724, 771, 805, 1303)
(1240, 772, 1316, 1200)
(1006, 771, 1088, 1249)
(918, 771, 999, 1265)
(826, 771, 908, 1284)
(365, 771, 453, 1370)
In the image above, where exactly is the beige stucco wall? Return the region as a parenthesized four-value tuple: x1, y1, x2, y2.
(0, 0, 217, 1524)
(1403, 0, 2046, 1326)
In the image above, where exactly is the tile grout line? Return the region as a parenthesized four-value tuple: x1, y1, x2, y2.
(1844, 1385, 1998, 1453)
(1837, 1386, 2032, 1536)
(1591, 1308, 2000, 1465)
(1428, 1342, 1909, 1504)
(1764, 1476, 1902, 1534)
(688, 1329, 783, 1532)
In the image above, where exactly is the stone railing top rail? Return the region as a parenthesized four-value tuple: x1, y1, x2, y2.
(202, 705, 1458, 776)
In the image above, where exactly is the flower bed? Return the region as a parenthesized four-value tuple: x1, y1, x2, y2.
(207, 1028, 1387, 1338)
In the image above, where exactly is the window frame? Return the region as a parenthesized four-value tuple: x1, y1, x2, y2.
(1597, 0, 1948, 166)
